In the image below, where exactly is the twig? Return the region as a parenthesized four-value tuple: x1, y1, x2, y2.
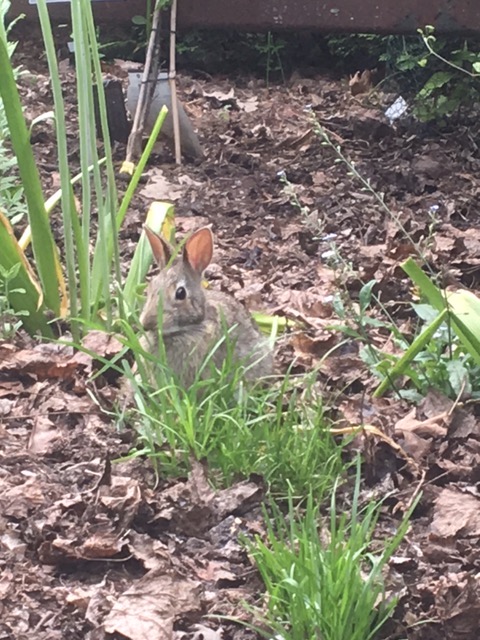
(169, 0, 181, 164)
(420, 28, 480, 79)
(399, 468, 426, 515)
(125, 1, 162, 164)
(330, 424, 421, 475)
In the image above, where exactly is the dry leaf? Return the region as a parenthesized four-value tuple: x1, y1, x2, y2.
(104, 571, 202, 640)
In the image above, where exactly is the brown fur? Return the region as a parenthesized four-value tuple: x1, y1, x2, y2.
(139, 227, 273, 388)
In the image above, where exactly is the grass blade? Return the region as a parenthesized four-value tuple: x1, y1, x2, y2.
(36, 0, 79, 330)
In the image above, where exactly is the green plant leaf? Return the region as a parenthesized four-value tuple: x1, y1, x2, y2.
(446, 289, 480, 360)
(251, 311, 295, 335)
(0, 211, 53, 336)
(446, 358, 470, 397)
(359, 279, 376, 314)
(0, 37, 61, 316)
(132, 15, 147, 25)
(374, 307, 448, 397)
(402, 259, 480, 365)
(122, 201, 175, 312)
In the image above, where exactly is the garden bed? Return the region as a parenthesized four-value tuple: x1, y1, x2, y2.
(1, 24, 480, 640)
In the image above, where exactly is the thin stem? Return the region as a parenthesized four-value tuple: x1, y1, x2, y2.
(420, 29, 480, 78)
(310, 113, 435, 276)
(169, 0, 181, 164)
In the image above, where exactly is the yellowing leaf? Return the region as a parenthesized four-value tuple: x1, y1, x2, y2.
(0, 211, 53, 336)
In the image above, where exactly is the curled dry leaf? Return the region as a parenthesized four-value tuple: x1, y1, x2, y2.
(349, 69, 373, 96)
(28, 415, 59, 454)
(104, 571, 202, 640)
(395, 407, 449, 439)
(0, 342, 79, 381)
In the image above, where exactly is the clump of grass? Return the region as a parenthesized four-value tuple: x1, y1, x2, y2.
(247, 460, 417, 640)
(119, 325, 344, 499)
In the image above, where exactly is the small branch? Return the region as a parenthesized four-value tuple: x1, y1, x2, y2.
(125, 1, 163, 164)
(169, 0, 181, 165)
(419, 29, 480, 79)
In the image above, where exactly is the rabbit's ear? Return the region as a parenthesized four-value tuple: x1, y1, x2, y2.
(144, 225, 173, 269)
(184, 227, 213, 274)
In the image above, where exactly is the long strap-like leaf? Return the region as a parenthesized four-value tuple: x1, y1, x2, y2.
(0, 37, 60, 315)
(0, 211, 53, 337)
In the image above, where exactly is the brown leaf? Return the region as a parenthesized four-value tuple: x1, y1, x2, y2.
(291, 333, 337, 360)
(395, 407, 448, 439)
(140, 168, 183, 201)
(28, 415, 60, 454)
(79, 330, 124, 359)
(349, 69, 373, 96)
(215, 479, 263, 518)
(194, 560, 237, 584)
(104, 571, 202, 640)
(0, 342, 79, 381)
(1, 477, 46, 519)
(431, 488, 480, 538)
(51, 532, 126, 560)
(189, 458, 216, 504)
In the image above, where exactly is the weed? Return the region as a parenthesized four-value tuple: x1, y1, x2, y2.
(296, 113, 480, 402)
(331, 267, 480, 402)
(254, 31, 286, 86)
(277, 169, 326, 237)
(0, 0, 28, 224)
(400, 302, 480, 401)
(0, 143, 27, 224)
(412, 28, 480, 122)
(326, 32, 431, 85)
(327, 30, 480, 122)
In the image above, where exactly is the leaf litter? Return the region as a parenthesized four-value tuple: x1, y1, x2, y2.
(1, 27, 480, 640)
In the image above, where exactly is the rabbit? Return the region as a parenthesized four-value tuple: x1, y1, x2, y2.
(139, 226, 273, 388)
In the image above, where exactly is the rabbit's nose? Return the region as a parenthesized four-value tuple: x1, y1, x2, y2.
(140, 309, 157, 330)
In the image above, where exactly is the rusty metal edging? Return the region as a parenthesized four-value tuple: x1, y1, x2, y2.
(175, 0, 480, 34)
(10, 0, 480, 34)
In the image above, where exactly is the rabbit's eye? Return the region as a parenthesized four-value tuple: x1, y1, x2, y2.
(175, 286, 187, 301)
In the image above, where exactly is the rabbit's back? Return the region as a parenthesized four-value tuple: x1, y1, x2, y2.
(206, 290, 273, 381)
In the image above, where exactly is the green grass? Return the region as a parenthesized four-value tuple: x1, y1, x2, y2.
(120, 329, 343, 498)
(110, 321, 415, 640)
(247, 462, 417, 640)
